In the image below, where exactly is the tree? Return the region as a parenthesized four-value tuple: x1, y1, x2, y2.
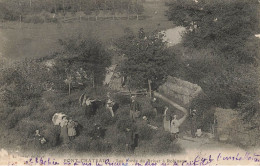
(167, 0, 260, 124)
(59, 35, 111, 88)
(116, 28, 178, 91)
(167, 0, 259, 63)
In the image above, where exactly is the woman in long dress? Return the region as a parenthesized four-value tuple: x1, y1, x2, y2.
(170, 115, 180, 140)
(60, 117, 69, 144)
(67, 118, 77, 141)
(163, 107, 171, 132)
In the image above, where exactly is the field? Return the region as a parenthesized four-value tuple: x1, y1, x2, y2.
(0, 1, 174, 63)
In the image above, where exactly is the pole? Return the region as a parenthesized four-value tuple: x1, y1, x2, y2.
(69, 82, 71, 95)
(19, 15, 22, 28)
(148, 79, 152, 98)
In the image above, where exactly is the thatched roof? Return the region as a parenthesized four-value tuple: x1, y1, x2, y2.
(158, 76, 202, 106)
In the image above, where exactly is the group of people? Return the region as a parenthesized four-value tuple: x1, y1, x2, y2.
(79, 92, 119, 118)
(59, 116, 78, 144)
(163, 106, 199, 140)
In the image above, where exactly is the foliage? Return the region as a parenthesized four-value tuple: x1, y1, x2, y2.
(167, 0, 259, 64)
(138, 124, 154, 140)
(58, 35, 112, 87)
(150, 130, 174, 153)
(167, 0, 260, 126)
(116, 28, 178, 90)
(0, 0, 145, 22)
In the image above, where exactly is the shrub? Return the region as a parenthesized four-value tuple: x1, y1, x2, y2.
(5, 113, 19, 129)
(141, 109, 156, 120)
(72, 134, 91, 152)
(95, 107, 117, 126)
(114, 93, 131, 105)
(0, 105, 14, 125)
(23, 15, 45, 24)
(42, 124, 60, 147)
(116, 116, 136, 132)
(150, 130, 181, 154)
(89, 139, 112, 153)
(138, 124, 154, 141)
(111, 133, 126, 153)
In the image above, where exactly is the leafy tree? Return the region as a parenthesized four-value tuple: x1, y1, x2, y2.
(58, 35, 111, 88)
(116, 28, 178, 90)
(167, 0, 259, 64)
(167, 0, 260, 124)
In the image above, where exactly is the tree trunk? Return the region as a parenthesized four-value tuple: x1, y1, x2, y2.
(62, 0, 65, 15)
(54, 0, 57, 13)
(19, 15, 22, 28)
(92, 72, 95, 88)
(79, 6, 82, 22)
(69, 82, 71, 95)
(148, 79, 152, 98)
(154, 91, 188, 125)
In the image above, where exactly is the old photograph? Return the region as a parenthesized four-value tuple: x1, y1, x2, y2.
(0, 0, 259, 165)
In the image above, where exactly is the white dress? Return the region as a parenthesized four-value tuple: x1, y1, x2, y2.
(170, 119, 180, 134)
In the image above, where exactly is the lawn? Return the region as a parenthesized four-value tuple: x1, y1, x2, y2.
(0, 1, 174, 62)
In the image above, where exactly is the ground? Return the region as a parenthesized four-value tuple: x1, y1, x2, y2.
(0, 1, 173, 63)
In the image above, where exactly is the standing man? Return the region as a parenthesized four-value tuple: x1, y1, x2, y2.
(191, 109, 197, 138)
(171, 115, 180, 140)
(130, 95, 140, 122)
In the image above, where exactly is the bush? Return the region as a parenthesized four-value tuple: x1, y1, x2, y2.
(141, 109, 156, 120)
(95, 107, 117, 126)
(42, 125, 60, 147)
(23, 15, 45, 24)
(117, 116, 136, 132)
(114, 93, 131, 105)
(0, 105, 14, 124)
(89, 139, 112, 153)
(5, 113, 19, 129)
(151, 130, 181, 154)
(138, 125, 154, 141)
(72, 134, 91, 152)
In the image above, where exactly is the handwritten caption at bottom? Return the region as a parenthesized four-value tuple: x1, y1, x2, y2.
(7, 152, 260, 166)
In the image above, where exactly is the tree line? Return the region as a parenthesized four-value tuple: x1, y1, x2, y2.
(0, 0, 144, 21)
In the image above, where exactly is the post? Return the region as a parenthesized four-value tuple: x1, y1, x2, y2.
(19, 15, 22, 28)
(30, 0, 32, 7)
(148, 79, 152, 98)
(79, 6, 82, 22)
(54, 0, 57, 13)
(69, 82, 71, 95)
(92, 72, 95, 88)
(62, 0, 65, 15)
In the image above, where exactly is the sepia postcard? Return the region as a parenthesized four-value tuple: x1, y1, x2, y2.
(0, 0, 259, 165)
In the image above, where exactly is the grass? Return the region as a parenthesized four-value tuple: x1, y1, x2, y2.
(0, 1, 174, 62)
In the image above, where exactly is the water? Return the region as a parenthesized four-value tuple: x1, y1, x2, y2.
(162, 26, 186, 47)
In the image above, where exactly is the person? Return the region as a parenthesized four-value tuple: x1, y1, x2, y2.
(143, 116, 158, 130)
(130, 95, 140, 122)
(33, 130, 47, 149)
(106, 97, 115, 117)
(60, 116, 69, 144)
(163, 107, 171, 132)
(125, 128, 135, 153)
(85, 98, 94, 118)
(170, 115, 180, 140)
(67, 118, 77, 141)
(151, 98, 158, 116)
(191, 109, 197, 138)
